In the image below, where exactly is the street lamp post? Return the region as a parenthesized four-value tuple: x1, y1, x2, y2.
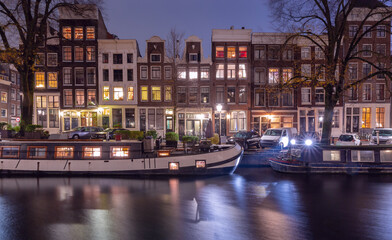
(216, 104, 222, 144)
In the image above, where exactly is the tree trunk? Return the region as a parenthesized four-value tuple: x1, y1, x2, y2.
(20, 65, 34, 127)
(321, 99, 334, 145)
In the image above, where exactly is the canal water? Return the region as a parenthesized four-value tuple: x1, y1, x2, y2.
(1, 159, 392, 239)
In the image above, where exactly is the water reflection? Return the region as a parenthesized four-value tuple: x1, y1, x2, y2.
(1, 169, 392, 239)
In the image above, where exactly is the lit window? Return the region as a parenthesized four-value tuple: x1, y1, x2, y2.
(227, 64, 236, 79)
(27, 146, 47, 158)
(376, 84, 385, 101)
(201, 67, 209, 79)
(86, 27, 95, 40)
(165, 86, 172, 101)
(169, 162, 179, 170)
(87, 90, 96, 106)
(1, 92, 7, 103)
(75, 90, 85, 106)
(216, 46, 224, 58)
(86, 46, 95, 62)
(62, 26, 71, 40)
(227, 47, 236, 58)
(55, 146, 74, 159)
(111, 147, 130, 158)
(114, 87, 124, 101)
(48, 95, 59, 108)
(152, 86, 161, 101)
(282, 68, 292, 83)
(35, 72, 45, 88)
(83, 147, 101, 159)
(36, 96, 47, 108)
(201, 87, 209, 103)
(127, 87, 134, 101)
(239, 47, 247, 58)
(268, 68, 279, 84)
(216, 64, 224, 79)
(48, 72, 58, 88)
(103, 87, 110, 101)
(362, 108, 371, 128)
(63, 46, 72, 62)
(141, 86, 148, 101)
(74, 27, 83, 40)
(64, 90, 73, 106)
(376, 107, 385, 128)
(74, 46, 83, 62)
(189, 68, 198, 79)
(230, 111, 246, 131)
(196, 160, 206, 168)
(239, 64, 246, 79)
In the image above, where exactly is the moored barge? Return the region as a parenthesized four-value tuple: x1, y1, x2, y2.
(0, 140, 243, 176)
(269, 145, 392, 174)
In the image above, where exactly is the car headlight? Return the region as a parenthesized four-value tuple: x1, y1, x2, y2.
(290, 139, 296, 145)
(305, 139, 313, 146)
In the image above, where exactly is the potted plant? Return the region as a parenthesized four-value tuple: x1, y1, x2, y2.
(165, 132, 179, 148)
(146, 129, 158, 140)
(182, 135, 199, 153)
(129, 131, 144, 141)
(0, 122, 13, 139)
(25, 124, 43, 139)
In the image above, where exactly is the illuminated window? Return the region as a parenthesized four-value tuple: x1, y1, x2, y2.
(75, 90, 85, 106)
(268, 68, 279, 84)
(86, 27, 95, 40)
(111, 147, 130, 158)
(62, 26, 71, 40)
(239, 87, 247, 103)
(127, 87, 134, 100)
(152, 86, 161, 101)
(201, 67, 209, 80)
(27, 146, 47, 159)
(74, 46, 83, 62)
(201, 87, 209, 103)
(83, 146, 101, 159)
(282, 68, 292, 83)
(55, 146, 74, 159)
(227, 47, 236, 58)
(1, 146, 19, 158)
(323, 150, 340, 161)
(216, 64, 224, 79)
(48, 95, 59, 108)
(196, 160, 206, 168)
(362, 107, 371, 128)
(63, 46, 72, 62)
(227, 64, 235, 79)
(239, 64, 246, 79)
(216, 46, 224, 58)
(227, 87, 235, 103)
(86, 46, 95, 62)
(1, 92, 7, 103)
(113, 87, 124, 101)
(169, 162, 179, 170)
(165, 86, 172, 101)
(87, 90, 96, 106)
(230, 111, 246, 131)
(189, 87, 198, 103)
(74, 27, 83, 40)
(48, 72, 58, 88)
(64, 90, 72, 106)
(178, 67, 186, 79)
(36, 96, 47, 108)
(35, 72, 45, 88)
(239, 46, 247, 58)
(103, 86, 110, 101)
(376, 107, 385, 128)
(189, 67, 198, 80)
(141, 86, 148, 101)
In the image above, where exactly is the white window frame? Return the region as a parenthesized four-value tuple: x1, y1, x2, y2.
(362, 44, 372, 57)
(47, 53, 58, 67)
(140, 66, 148, 79)
(151, 66, 161, 79)
(301, 88, 311, 105)
(315, 87, 325, 105)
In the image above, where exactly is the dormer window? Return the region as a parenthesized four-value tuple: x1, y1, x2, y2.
(216, 46, 224, 58)
(239, 47, 247, 58)
(189, 53, 198, 63)
(151, 54, 161, 62)
(74, 27, 83, 40)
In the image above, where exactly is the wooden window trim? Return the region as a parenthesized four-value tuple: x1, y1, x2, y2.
(54, 146, 74, 159)
(1, 146, 20, 158)
(27, 146, 47, 159)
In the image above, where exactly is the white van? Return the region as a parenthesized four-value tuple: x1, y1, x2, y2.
(260, 128, 298, 148)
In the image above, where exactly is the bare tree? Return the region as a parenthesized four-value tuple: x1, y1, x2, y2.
(269, 0, 392, 145)
(0, 0, 102, 129)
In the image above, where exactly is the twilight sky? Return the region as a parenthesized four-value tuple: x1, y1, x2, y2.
(103, 0, 275, 57)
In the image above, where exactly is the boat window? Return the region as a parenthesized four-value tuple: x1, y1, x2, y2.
(1, 146, 20, 158)
(169, 162, 179, 170)
(323, 150, 340, 161)
(196, 160, 206, 168)
(82, 146, 101, 159)
(55, 146, 74, 159)
(380, 150, 392, 162)
(27, 146, 47, 159)
(351, 150, 374, 162)
(111, 147, 129, 158)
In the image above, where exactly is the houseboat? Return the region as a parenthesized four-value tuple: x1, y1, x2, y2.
(269, 145, 392, 174)
(0, 140, 243, 176)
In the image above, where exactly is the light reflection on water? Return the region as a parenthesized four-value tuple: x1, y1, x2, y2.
(1, 169, 392, 239)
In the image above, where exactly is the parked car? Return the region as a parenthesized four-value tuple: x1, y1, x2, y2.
(66, 127, 104, 139)
(336, 133, 361, 146)
(260, 128, 298, 148)
(371, 128, 392, 145)
(292, 131, 321, 146)
(94, 128, 127, 139)
(227, 131, 261, 150)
